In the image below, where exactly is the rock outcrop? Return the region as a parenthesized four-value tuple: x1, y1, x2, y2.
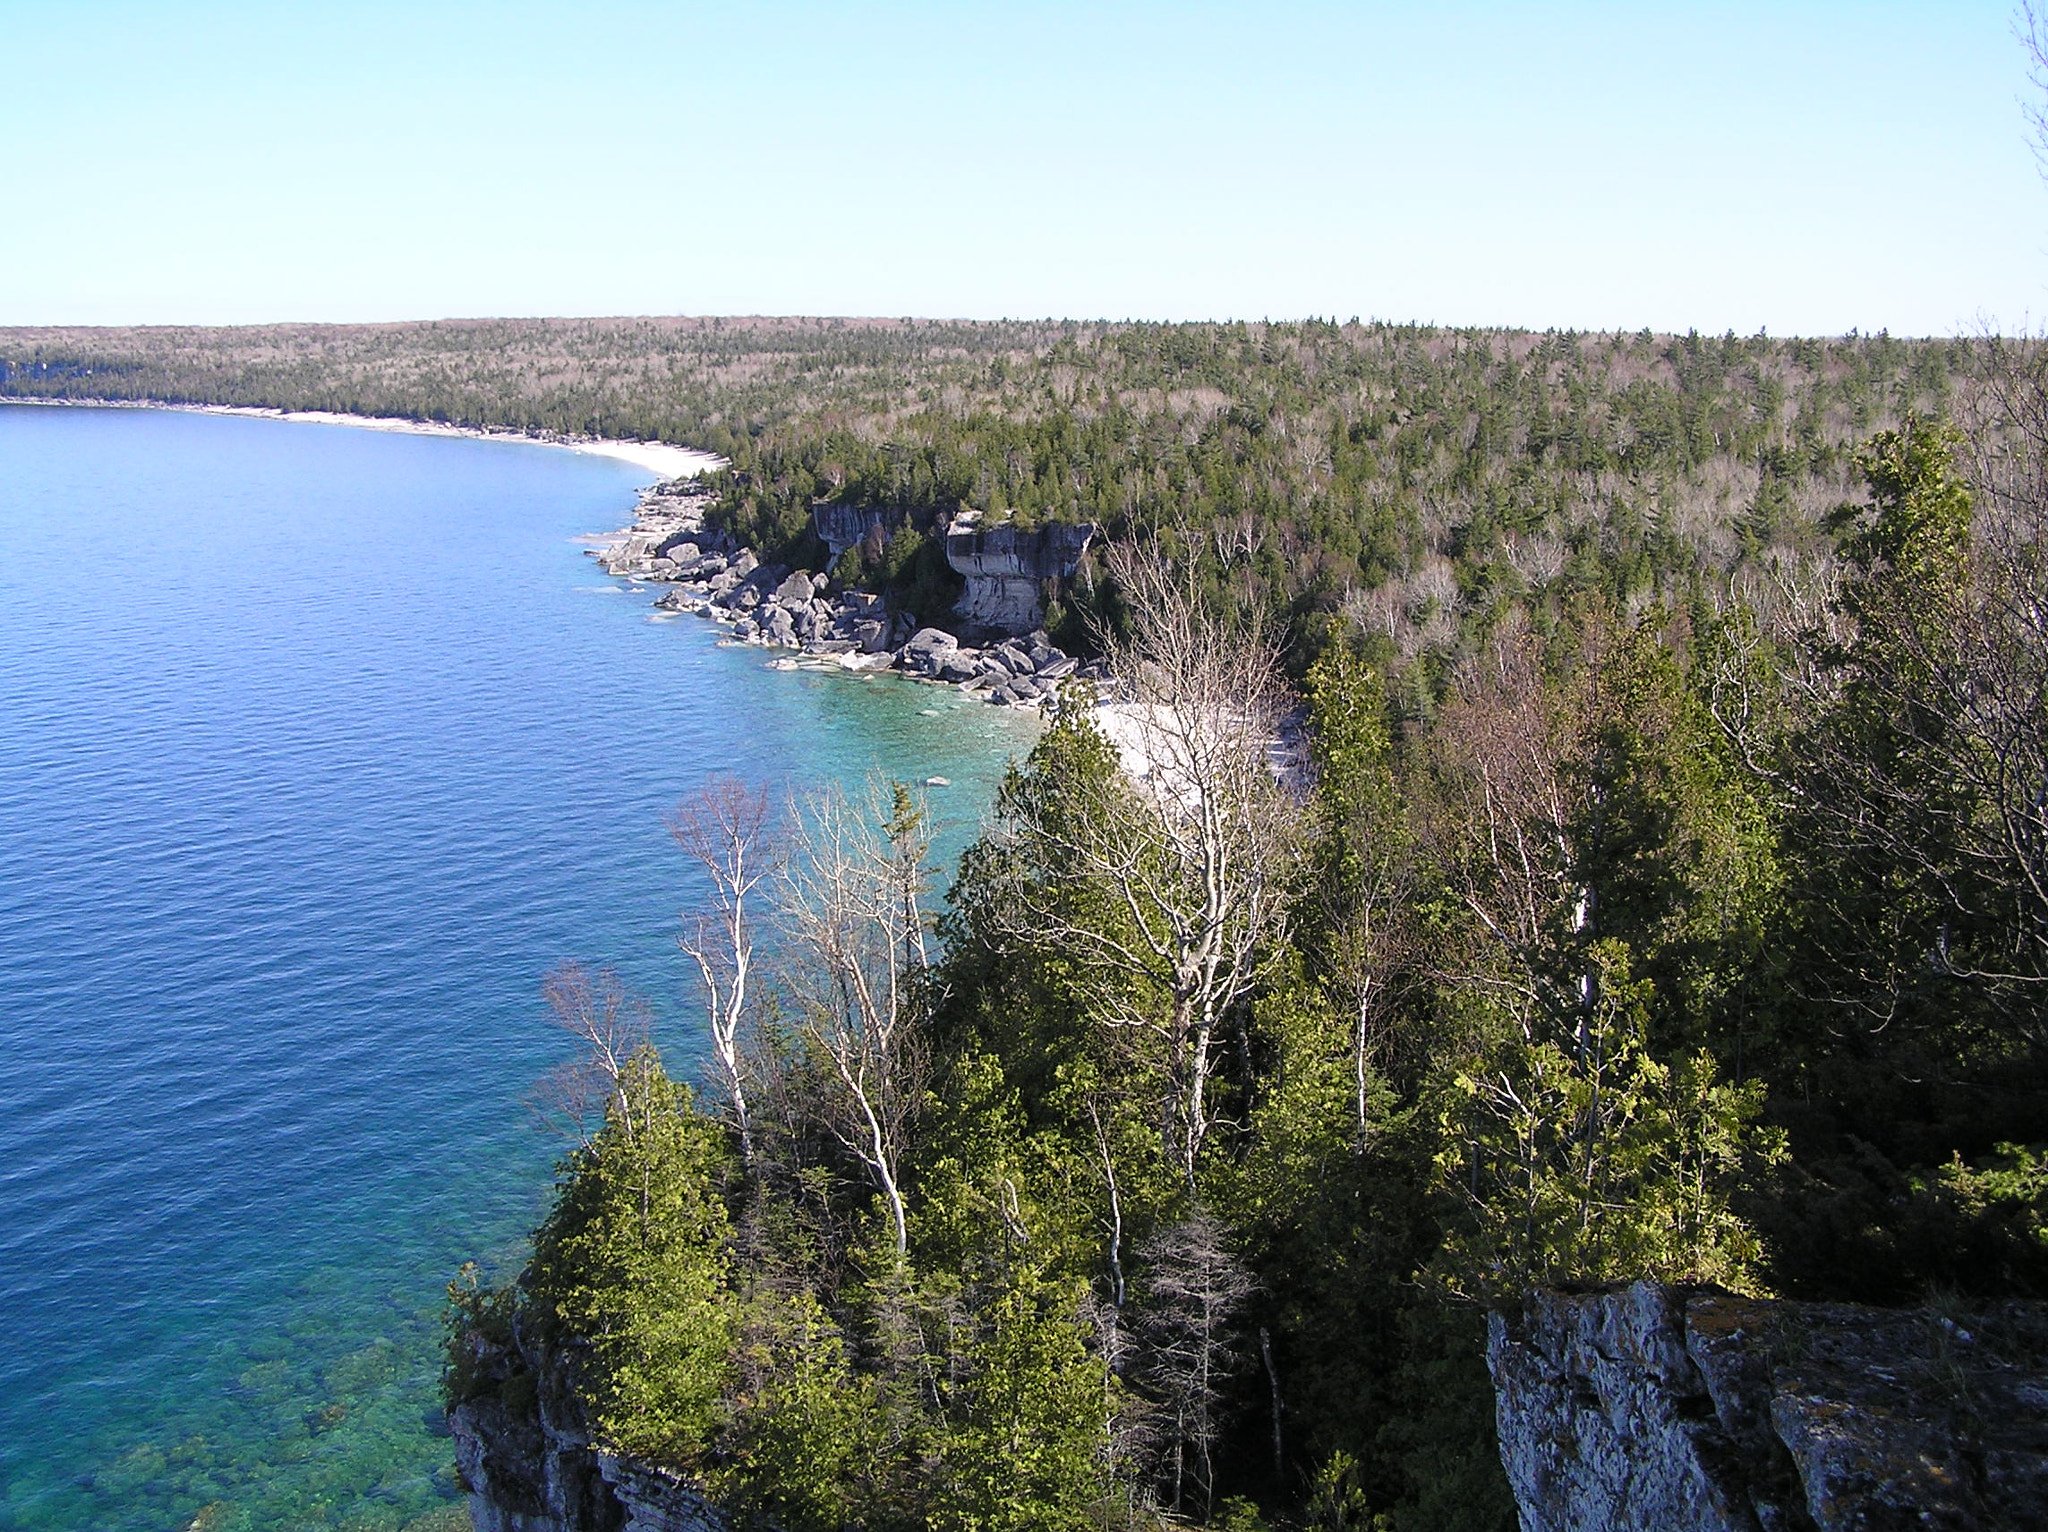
(449, 1318, 729, 1532)
(1488, 1281, 2048, 1532)
(813, 502, 892, 562)
(593, 482, 1097, 706)
(943, 512, 1094, 638)
(595, 478, 724, 581)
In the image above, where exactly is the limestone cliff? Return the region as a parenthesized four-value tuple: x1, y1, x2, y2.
(812, 502, 892, 562)
(447, 1316, 728, 1532)
(1487, 1281, 2048, 1532)
(943, 512, 1093, 638)
(453, 1276, 2048, 1532)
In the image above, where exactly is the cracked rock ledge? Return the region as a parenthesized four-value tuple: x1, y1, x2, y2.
(1488, 1280, 2048, 1532)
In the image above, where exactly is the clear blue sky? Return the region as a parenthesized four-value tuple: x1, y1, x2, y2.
(2, 0, 2040, 334)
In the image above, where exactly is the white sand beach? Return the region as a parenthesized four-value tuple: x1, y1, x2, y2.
(1, 398, 726, 479)
(260, 410, 727, 478)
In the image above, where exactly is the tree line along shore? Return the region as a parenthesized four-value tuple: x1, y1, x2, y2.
(1, 315, 1970, 673)
(8, 318, 2045, 1528)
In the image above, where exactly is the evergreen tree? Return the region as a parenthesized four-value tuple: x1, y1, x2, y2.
(526, 1049, 738, 1467)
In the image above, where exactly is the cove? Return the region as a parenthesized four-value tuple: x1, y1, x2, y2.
(0, 405, 1035, 1532)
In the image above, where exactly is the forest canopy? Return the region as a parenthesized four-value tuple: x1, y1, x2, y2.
(12, 316, 2041, 1526)
(1, 314, 1968, 671)
(458, 334, 2043, 1529)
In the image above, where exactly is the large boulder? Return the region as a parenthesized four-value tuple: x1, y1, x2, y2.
(938, 649, 983, 684)
(838, 650, 898, 673)
(902, 627, 960, 676)
(772, 570, 815, 609)
(992, 640, 1034, 675)
(718, 562, 786, 612)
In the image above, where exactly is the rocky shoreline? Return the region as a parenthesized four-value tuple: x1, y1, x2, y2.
(591, 477, 1099, 708)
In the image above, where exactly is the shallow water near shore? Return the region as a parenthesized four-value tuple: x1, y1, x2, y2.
(0, 405, 1035, 1532)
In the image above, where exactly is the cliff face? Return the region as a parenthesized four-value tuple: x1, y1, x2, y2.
(454, 1277, 2048, 1532)
(1487, 1281, 2048, 1532)
(448, 1318, 728, 1532)
(812, 503, 891, 562)
(943, 513, 1093, 637)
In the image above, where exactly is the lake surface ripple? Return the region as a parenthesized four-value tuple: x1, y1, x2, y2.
(0, 405, 1033, 1531)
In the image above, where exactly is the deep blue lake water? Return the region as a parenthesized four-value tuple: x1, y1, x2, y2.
(0, 405, 1035, 1531)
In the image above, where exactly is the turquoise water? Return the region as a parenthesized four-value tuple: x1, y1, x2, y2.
(0, 405, 1035, 1532)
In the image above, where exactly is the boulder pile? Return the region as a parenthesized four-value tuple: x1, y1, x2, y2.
(592, 481, 1094, 706)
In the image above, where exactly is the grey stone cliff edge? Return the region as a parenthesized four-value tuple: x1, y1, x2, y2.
(448, 1316, 729, 1532)
(944, 513, 1094, 638)
(594, 482, 1099, 706)
(813, 502, 891, 562)
(1488, 1280, 2048, 1532)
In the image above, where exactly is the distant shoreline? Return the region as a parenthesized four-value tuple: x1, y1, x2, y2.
(0, 396, 727, 480)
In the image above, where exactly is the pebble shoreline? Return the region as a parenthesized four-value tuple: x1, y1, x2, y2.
(591, 478, 1099, 708)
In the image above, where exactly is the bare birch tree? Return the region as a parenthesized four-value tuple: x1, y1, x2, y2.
(1417, 631, 1583, 1039)
(778, 778, 933, 1260)
(529, 961, 652, 1148)
(668, 776, 778, 1168)
(997, 545, 1302, 1192)
(2022, 1, 2048, 179)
